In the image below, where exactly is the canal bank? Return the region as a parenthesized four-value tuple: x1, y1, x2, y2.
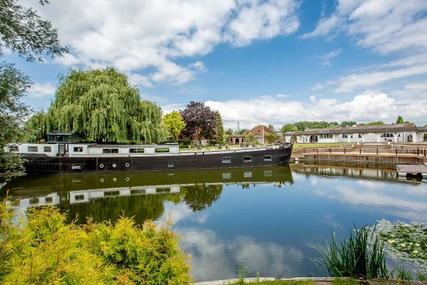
(291, 143, 427, 168)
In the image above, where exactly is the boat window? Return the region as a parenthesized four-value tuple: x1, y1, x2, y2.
(28, 146, 38, 152)
(155, 147, 170, 153)
(43, 146, 52, 152)
(73, 147, 83, 152)
(222, 156, 231, 164)
(9, 145, 19, 152)
(168, 162, 174, 168)
(45, 197, 53, 203)
(130, 148, 145, 153)
(74, 194, 85, 201)
(243, 156, 252, 162)
(103, 148, 119, 154)
(264, 155, 273, 162)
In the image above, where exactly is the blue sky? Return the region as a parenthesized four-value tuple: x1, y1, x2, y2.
(7, 0, 427, 128)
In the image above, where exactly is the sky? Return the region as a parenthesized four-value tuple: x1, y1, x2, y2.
(5, 0, 427, 129)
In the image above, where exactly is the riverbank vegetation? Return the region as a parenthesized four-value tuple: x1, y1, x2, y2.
(0, 0, 66, 181)
(0, 204, 191, 284)
(317, 226, 389, 279)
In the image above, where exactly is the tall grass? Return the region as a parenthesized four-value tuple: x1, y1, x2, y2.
(318, 225, 389, 279)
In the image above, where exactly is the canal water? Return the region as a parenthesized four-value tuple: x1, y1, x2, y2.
(3, 164, 427, 281)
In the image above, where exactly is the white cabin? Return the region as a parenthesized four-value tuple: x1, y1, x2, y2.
(6, 143, 180, 157)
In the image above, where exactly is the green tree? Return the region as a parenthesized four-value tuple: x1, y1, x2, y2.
(212, 111, 224, 145)
(0, 64, 30, 180)
(281, 123, 298, 133)
(27, 68, 166, 144)
(23, 111, 47, 142)
(365, 121, 384, 126)
(396, 116, 404, 124)
(162, 111, 185, 142)
(265, 132, 279, 144)
(0, 0, 65, 180)
(340, 121, 357, 127)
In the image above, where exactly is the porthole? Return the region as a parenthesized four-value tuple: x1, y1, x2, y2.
(112, 163, 117, 168)
(113, 177, 117, 182)
(125, 162, 130, 168)
(125, 177, 130, 182)
(99, 163, 104, 169)
(100, 178, 104, 183)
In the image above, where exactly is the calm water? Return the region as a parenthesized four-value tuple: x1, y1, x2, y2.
(4, 164, 427, 281)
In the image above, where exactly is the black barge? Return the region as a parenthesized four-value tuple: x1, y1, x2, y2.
(8, 143, 293, 174)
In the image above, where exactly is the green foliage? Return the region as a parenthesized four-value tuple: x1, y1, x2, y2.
(0, 62, 29, 180)
(340, 121, 357, 128)
(0, 205, 191, 284)
(265, 133, 279, 144)
(364, 121, 384, 126)
(417, 272, 427, 281)
(0, 0, 67, 61)
(27, 68, 167, 144)
(1, 0, 65, 180)
(212, 111, 224, 145)
(281, 124, 298, 133)
(317, 225, 389, 279)
(23, 111, 47, 142)
(396, 116, 404, 124)
(392, 264, 412, 281)
(162, 111, 186, 142)
(281, 121, 339, 132)
(378, 221, 427, 261)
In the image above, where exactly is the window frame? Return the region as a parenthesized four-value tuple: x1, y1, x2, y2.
(264, 155, 273, 162)
(221, 156, 232, 164)
(27, 146, 38, 152)
(43, 146, 52, 152)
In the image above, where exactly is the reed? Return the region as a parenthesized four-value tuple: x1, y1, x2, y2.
(318, 225, 389, 279)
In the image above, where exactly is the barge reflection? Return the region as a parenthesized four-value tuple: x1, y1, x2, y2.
(5, 166, 293, 223)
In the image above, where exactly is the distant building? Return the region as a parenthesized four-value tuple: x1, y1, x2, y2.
(284, 123, 427, 143)
(228, 125, 276, 145)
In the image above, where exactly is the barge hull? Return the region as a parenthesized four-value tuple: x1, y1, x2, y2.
(22, 146, 292, 174)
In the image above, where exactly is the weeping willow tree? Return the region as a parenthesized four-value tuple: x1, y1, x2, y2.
(26, 68, 167, 143)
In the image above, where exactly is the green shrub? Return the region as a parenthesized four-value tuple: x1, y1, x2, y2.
(0, 204, 191, 284)
(317, 225, 389, 279)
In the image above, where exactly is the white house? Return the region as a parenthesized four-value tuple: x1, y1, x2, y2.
(283, 123, 426, 144)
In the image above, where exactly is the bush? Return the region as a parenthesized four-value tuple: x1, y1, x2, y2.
(317, 225, 389, 279)
(0, 204, 191, 284)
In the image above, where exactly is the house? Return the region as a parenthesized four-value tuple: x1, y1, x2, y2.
(283, 123, 426, 144)
(229, 125, 277, 145)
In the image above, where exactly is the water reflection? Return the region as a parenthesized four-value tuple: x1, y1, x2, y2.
(3, 164, 427, 281)
(5, 166, 293, 223)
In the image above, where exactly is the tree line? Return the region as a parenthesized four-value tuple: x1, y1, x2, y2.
(280, 116, 409, 133)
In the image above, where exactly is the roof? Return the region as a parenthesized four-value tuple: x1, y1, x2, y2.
(418, 125, 427, 131)
(284, 123, 418, 136)
(250, 125, 275, 134)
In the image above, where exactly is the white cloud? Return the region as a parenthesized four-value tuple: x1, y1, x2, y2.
(319, 48, 341, 66)
(27, 0, 300, 86)
(28, 82, 56, 98)
(303, 0, 427, 54)
(195, 91, 427, 129)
